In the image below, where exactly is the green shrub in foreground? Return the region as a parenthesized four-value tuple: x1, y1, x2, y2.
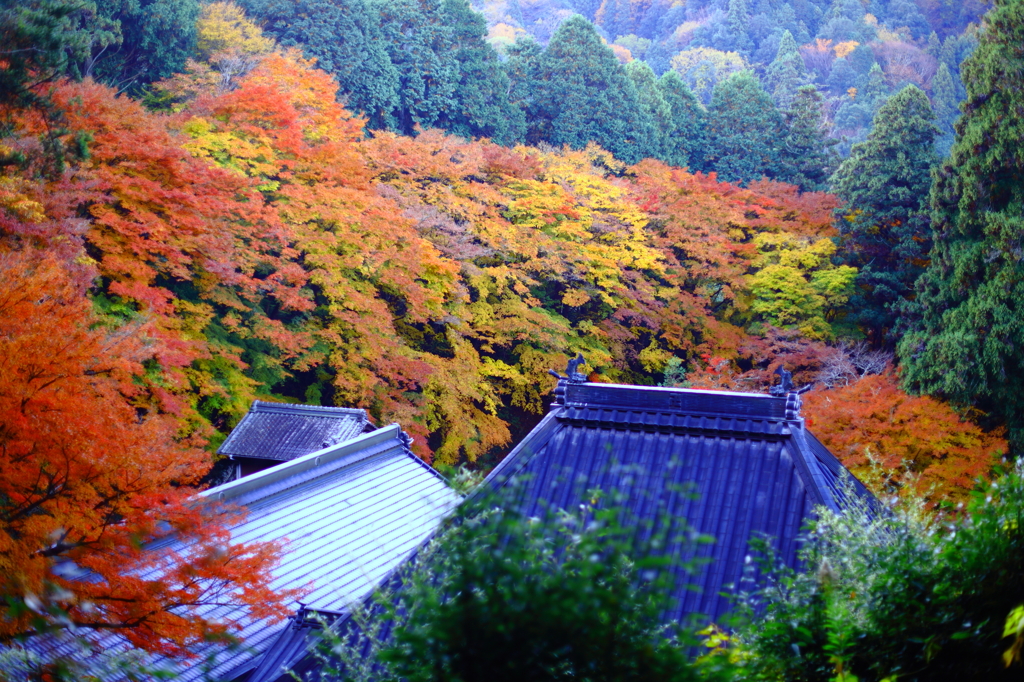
(734, 463, 1024, 681)
(310, 488, 726, 682)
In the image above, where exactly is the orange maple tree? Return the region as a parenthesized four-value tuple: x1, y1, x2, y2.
(0, 247, 294, 658)
(803, 370, 1007, 505)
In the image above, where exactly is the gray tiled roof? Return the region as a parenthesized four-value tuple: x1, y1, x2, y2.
(218, 401, 372, 462)
(185, 425, 458, 682)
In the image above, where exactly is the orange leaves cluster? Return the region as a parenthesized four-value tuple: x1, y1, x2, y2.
(803, 371, 1007, 505)
(0, 249, 292, 657)
(3, 46, 861, 471)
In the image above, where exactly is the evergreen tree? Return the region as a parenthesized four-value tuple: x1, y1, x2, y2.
(780, 85, 838, 192)
(657, 70, 707, 171)
(765, 29, 808, 109)
(568, 0, 602, 20)
(930, 62, 958, 156)
(724, 0, 754, 53)
(504, 37, 548, 145)
(597, 0, 632, 40)
(436, 0, 525, 144)
(373, 0, 460, 135)
(534, 16, 657, 164)
(625, 60, 672, 162)
(826, 56, 857, 94)
(848, 43, 878, 77)
(885, 0, 931, 40)
(819, 0, 875, 42)
(90, 0, 200, 92)
(831, 85, 938, 345)
(858, 62, 890, 105)
(239, 0, 400, 129)
(898, 0, 1024, 450)
(705, 70, 785, 184)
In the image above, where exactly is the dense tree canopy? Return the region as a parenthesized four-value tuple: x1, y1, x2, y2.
(705, 70, 786, 183)
(899, 0, 1024, 449)
(531, 15, 657, 163)
(2, 0, 1019, 669)
(831, 85, 938, 345)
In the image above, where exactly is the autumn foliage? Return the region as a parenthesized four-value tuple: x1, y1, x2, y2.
(803, 371, 1007, 505)
(2, 42, 977, 473)
(0, 249, 293, 657)
(0, 0, 1008, 666)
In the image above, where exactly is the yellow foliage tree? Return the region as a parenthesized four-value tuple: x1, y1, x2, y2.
(669, 47, 745, 102)
(747, 233, 857, 340)
(196, 2, 274, 59)
(834, 40, 859, 59)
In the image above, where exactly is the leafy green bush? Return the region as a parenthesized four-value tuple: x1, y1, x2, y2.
(734, 463, 1024, 681)
(310, 487, 725, 682)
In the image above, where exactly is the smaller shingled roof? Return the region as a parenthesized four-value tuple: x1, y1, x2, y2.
(218, 401, 373, 462)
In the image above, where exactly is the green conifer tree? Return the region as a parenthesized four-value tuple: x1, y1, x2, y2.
(534, 16, 657, 164)
(372, 0, 459, 135)
(930, 62, 958, 156)
(625, 60, 672, 162)
(705, 70, 785, 183)
(898, 0, 1024, 450)
(826, 57, 856, 94)
(831, 85, 938, 345)
(781, 85, 838, 192)
(436, 0, 525, 144)
(859, 62, 891, 108)
(239, 0, 400, 129)
(656, 70, 707, 171)
(504, 37, 548, 145)
(765, 30, 808, 109)
(90, 0, 200, 92)
(724, 0, 753, 53)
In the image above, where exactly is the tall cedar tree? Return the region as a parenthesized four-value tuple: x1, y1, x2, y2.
(625, 60, 672, 163)
(433, 0, 525, 145)
(86, 0, 200, 92)
(764, 29, 808, 109)
(373, 0, 461, 135)
(237, 0, 401, 129)
(781, 84, 838, 192)
(705, 70, 785, 184)
(899, 0, 1024, 451)
(831, 85, 938, 346)
(532, 15, 657, 164)
(930, 61, 958, 155)
(656, 70, 707, 171)
(504, 37, 548, 145)
(0, 248, 293, 658)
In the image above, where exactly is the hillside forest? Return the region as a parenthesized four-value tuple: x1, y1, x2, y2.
(2, 0, 1024, 671)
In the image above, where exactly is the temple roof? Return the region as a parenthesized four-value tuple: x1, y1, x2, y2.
(253, 379, 870, 682)
(218, 401, 373, 462)
(199, 424, 458, 682)
(483, 380, 867, 624)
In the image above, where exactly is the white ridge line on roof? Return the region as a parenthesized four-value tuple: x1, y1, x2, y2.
(201, 424, 403, 504)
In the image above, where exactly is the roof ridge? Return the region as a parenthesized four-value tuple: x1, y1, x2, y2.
(250, 400, 369, 418)
(202, 425, 404, 505)
(558, 382, 793, 421)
